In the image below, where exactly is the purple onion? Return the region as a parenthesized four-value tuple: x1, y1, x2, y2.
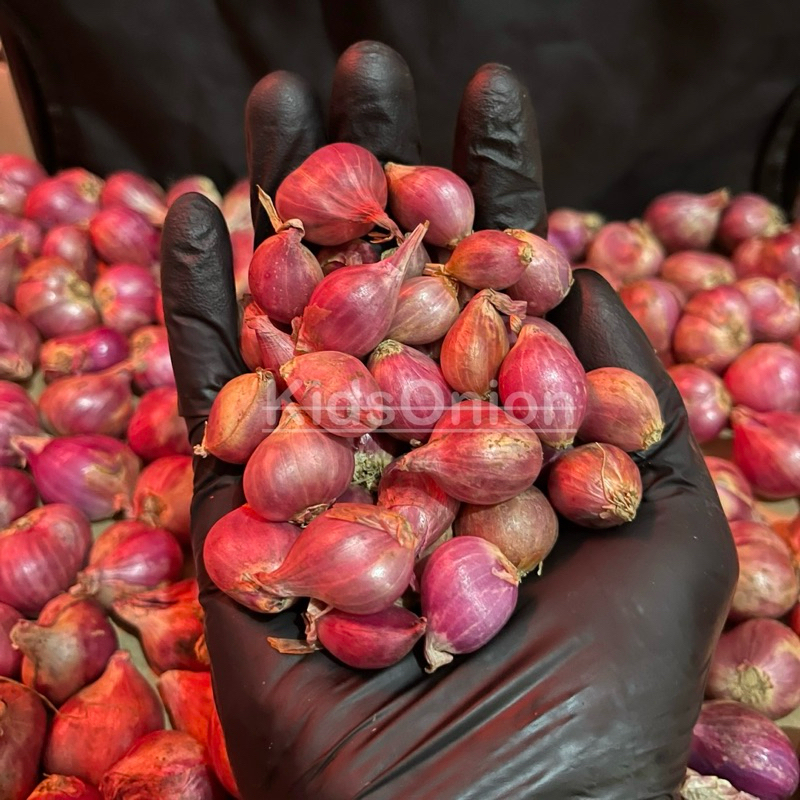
(129, 325, 175, 392)
(0, 302, 40, 382)
(735, 277, 800, 343)
(724, 344, 800, 413)
(668, 364, 732, 443)
(587, 221, 664, 283)
(0, 154, 46, 215)
(644, 189, 729, 252)
(718, 194, 786, 252)
(0, 467, 37, 527)
(420, 536, 519, 672)
(41, 224, 97, 281)
(166, 175, 221, 207)
(93, 264, 158, 335)
(100, 171, 167, 225)
(14, 257, 99, 339)
(24, 171, 102, 228)
(660, 251, 736, 296)
(126, 386, 191, 462)
(704, 456, 757, 523)
(88, 207, 159, 267)
(12, 434, 140, 521)
(546, 208, 604, 263)
(0, 211, 42, 267)
(690, 700, 799, 800)
(506, 230, 573, 315)
(508, 315, 573, 349)
(618, 278, 684, 363)
(0, 601, 22, 677)
(40, 326, 129, 382)
(0, 381, 41, 467)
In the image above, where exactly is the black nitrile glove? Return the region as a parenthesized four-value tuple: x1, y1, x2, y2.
(162, 41, 737, 800)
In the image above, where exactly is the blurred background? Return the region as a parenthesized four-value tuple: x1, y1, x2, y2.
(0, 42, 35, 158)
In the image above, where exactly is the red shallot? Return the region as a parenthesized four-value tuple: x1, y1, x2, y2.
(26, 775, 102, 800)
(131, 455, 193, 543)
(0, 467, 36, 528)
(157, 669, 214, 748)
(387, 275, 460, 345)
(41, 224, 96, 282)
(88, 207, 159, 267)
(718, 194, 786, 252)
(0, 681, 47, 800)
(24, 171, 101, 228)
(167, 175, 222, 207)
(0, 303, 39, 382)
(0, 380, 40, 467)
(39, 326, 128, 382)
(660, 251, 735, 296)
(506, 230, 573, 314)
(644, 189, 729, 252)
(0, 153, 45, 215)
(129, 325, 176, 391)
(704, 456, 757, 523)
(735, 277, 800, 343)
(208, 705, 240, 798)
(127, 386, 191, 461)
(317, 238, 381, 274)
(586, 221, 664, 283)
(547, 208, 603, 263)
(0, 601, 21, 677)
(669, 365, 732, 444)
(100, 170, 166, 225)
(93, 263, 158, 334)
(724, 344, 800, 413)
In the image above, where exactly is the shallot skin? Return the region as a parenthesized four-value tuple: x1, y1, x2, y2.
(0, 302, 40, 381)
(586, 220, 664, 283)
(547, 208, 603, 262)
(643, 188, 729, 252)
(0, 681, 47, 800)
(387, 275, 460, 346)
(704, 456, 757, 523)
(718, 193, 786, 252)
(26, 775, 102, 800)
(724, 344, 800, 413)
(0, 380, 41, 467)
(619, 279, 684, 363)
(659, 251, 736, 297)
(0, 466, 37, 527)
(735, 277, 800, 343)
(39, 326, 129, 382)
(669, 365, 732, 444)
(131, 454, 193, 542)
(506, 229, 573, 314)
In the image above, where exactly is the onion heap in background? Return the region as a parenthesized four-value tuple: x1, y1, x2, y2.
(0, 146, 799, 799)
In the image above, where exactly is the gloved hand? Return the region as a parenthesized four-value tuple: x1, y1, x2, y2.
(161, 41, 737, 800)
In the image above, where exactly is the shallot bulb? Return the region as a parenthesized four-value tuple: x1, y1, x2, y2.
(88, 206, 159, 267)
(0, 153, 45, 215)
(499, 324, 588, 448)
(386, 275, 460, 345)
(157, 669, 214, 748)
(43, 650, 164, 785)
(276, 142, 402, 245)
(669, 365, 732, 444)
(0, 467, 37, 527)
(0, 380, 40, 467)
(724, 344, 800, 413)
(38, 365, 135, 437)
(378, 459, 460, 555)
(644, 188, 729, 252)
(13, 434, 139, 521)
(660, 251, 736, 296)
(547, 208, 604, 262)
(368, 340, 450, 443)
(167, 175, 222, 206)
(455, 485, 558, 576)
(295, 223, 427, 356)
(441, 289, 525, 398)
(100, 170, 167, 225)
(735, 277, 800, 343)
(428, 229, 532, 289)
(131, 455, 193, 543)
(24, 171, 102, 228)
(127, 386, 191, 461)
(732, 237, 770, 280)
(505, 230, 573, 314)
(0, 682, 47, 800)
(729, 521, 798, 620)
(382, 238, 432, 279)
(704, 456, 757, 523)
(197, 371, 280, 463)
(707, 618, 800, 719)
(14, 257, 99, 338)
(248, 189, 323, 324)
(507, 314, 573, 349)
(673, 286, 753, 373)
(243, 403, 355, 523)
(731, 407, 800, 499)
(760, 230, 800, 283)
(0, 601, 22, 677)
(41, 224, 96, 281)
(26, 775, 102, 800)
(586, 221, 664, 283)
(39, 326, 129, 382)
(281, 351, 384, 437)
(112, 579, 205, 674)
(718, 193, 786, 252)
(239, 300, 265, 371)
(74, 519, 183, 607)
(92, 263, 158, 334)
(204, 505, 299, 612)
(547, 443, 643, 528)
(398, 414, 542, 505)
(317, 238, 381, 274)
(421, 536, 519, 672)
(0, 504, 91, 615)
(129, 325, 176, 391)
(385, 162, 474, 248)
(221, 177, 251, 231)
(0, 212, 42, 267)
(578, 367, 664, 451)
(253, 503, 417, 614)
(248, 314, 293, 387)
(0, 302, 39, 381)
(11, 593, 117, 705)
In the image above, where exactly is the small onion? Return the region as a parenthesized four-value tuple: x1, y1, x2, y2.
(0, 211, 42, 267)
(24, 171, 101, 228)
(0, 380, 41, 467)
(505, 230, 573, 314)
(157, 669, 214, 749)
(660, 251, 736, 296)
(0, 153, 45, 215)
(93, 263, 158, 334)
(586, 220, 664, 283)
(129, 325, 176, 391)
(0, 601, 22, 677)
(39, 326, 129, 382)
(167, 175, 221, 206)
(0, 467, 37, 527)
(248, 313, 293, 387)
(704, 456, 757, 523)
(643, 188, 729, 252)
(127, 386, 191, 462)
(760, 230, 800, 283)
(99, 170, 166, 225)
(669, 365, 732, 444)
(724, 344, 800, 413)
(88, 207, 159, 267)
(26, 775, 102, 800)
(0, 302, 40, 381)
(386, 275, 460, 346)
(132, 455, 193, 544)
(619, 278, 683, 363)
(718, 193, 786, 252)
(735, 277, 800, 343)
(547, 208, 604, 263)
(0, 682, 47, 800)
(41, 224, 97, 281)
(317, 238, 381, 274)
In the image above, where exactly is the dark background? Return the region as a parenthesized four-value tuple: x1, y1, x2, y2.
(1, 0, 798, 218)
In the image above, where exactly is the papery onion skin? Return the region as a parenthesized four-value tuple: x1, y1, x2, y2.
(41, 224, 97, 282)
(0, 467, 36, 528)
(74, 519, 183, 607)
(669, 365, 732, 444)
(317, 238, 381, 274)
(718, 194, 786, 252)
(255, 503, 417, 614)
(248, 314, 293, 390)
(731, 407, 800, 499)
(506, 230, 573, 314)
(204, 505, 299, 612)
(88, 207, 159, 267)
(707, 618, 800, 720)
(578, 367, 664, 451)
(421, 536, 519, 672)
(724, 344, 800, 413)
(157, 669, 214, 749)
(499, 325, 588, 449)
(26, 775, 102, 800)
(0, 380, 40, 467)
(281, 351, 384, 438)
(276, 142, 401, 245)
(93, 263, 158, 335)
(243, 403, 355, 523)
(0, 153, 46, 215)
(660, 251, 736, 296)
(704, 456, 757, 523)
(39, 326, 129, 382)
(547, 208, 604, 263)
(127, 386, 191, 462)
(0, 302, 40, 381)
(0, 601, 22, 677)
(619, 278, 684, 363)
(132, 455, 193, 544)
(24, 171, 101, 228)
(729, 520, 798, 620)
(0, 503, 92, 615)
(239, 300, 265, 371)
(690, 700, 799, 800)
(0, 212, 42, 269)
(735, 277, 800, 343)
(733, 237, 769, 280)
(100, 170, 166, 225)
(643, 189, 729, 252)
(11, 593, 118, 705)
(586, 221, 664, 283)
(130, 325, 176, 391)
(0, 681, 47, 800)
(761, 230, 800, 283)
(387, 275, 460, 346)
(508, 314, 573, 350)
(44, 650, 164, 785)
(385, 163, 474, 248)
(548, 443, 643, 528)
(455, 486, 558, 576)
(378, 459, 460, 555)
